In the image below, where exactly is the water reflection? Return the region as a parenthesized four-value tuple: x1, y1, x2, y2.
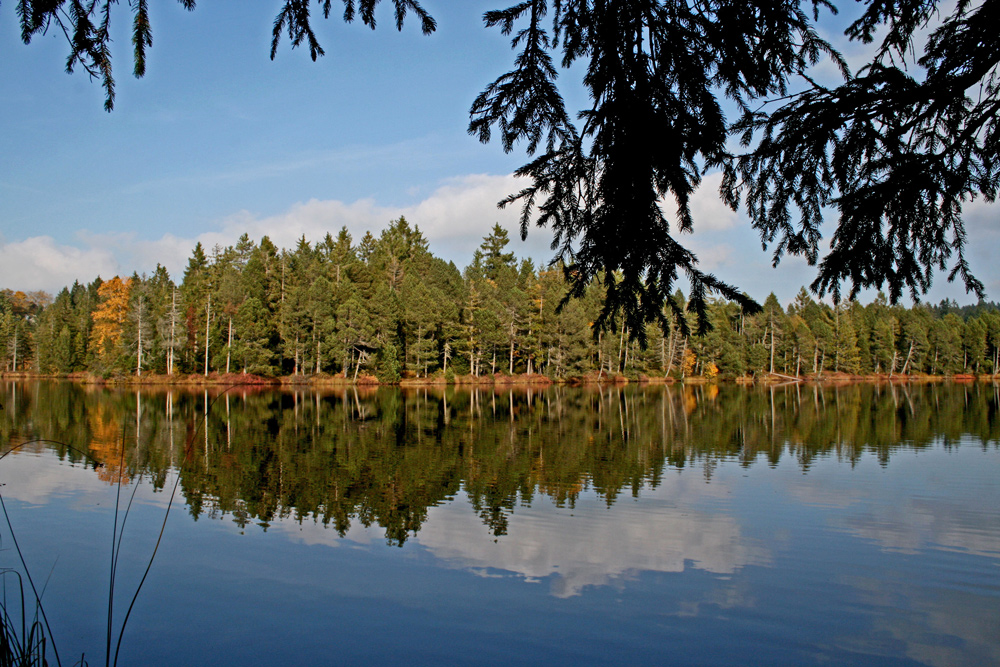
(2, 380, 998, 544)
(417, 487, 771, 597)
(1, 380, 998, 666)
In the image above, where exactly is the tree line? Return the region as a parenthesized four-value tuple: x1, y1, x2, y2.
(2, 217, 999, 381)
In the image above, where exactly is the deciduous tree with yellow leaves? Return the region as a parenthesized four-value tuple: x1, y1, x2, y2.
(89, 276, 133, 366)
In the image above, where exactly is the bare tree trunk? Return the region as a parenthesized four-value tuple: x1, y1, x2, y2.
(597, 330, 602, 374)
(901, 341, 914, 375)
(660, 335, 666, 374)
(204, 293, 211, 377)
(769, 326, 775, 374)
(136, 295, 144, 377)
(316, 334, 321, 374)
(168, 287, 176, 375)
(226, 316, 233, 374)
(617, 326, 625, 373)
(665, 330, 679, 377)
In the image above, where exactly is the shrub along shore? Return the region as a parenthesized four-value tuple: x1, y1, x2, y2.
(0, 370, 995, 389)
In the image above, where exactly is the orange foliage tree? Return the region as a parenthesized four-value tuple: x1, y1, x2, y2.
(89, 276, 133, 363)
(680, 349, 697, 378)
(87, 400, 129, 484)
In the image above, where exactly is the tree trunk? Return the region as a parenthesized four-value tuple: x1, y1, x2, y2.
(226, 316, 233, 374)
(168, 287, 176, 375)
(901, 341, 914, 375)
(136, 296, 143, 377)
(617, 326, 625, 373)
(665, 330, 679, 376)
(769, 326, 775, 374)
(316, 333, 321, 374)
(204, 293, 211, 377)
(597, 330, 602, 374)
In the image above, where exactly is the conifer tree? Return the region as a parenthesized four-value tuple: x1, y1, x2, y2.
(180, 242, 210, 373)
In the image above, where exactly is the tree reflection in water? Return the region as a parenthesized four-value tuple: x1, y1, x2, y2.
(1, 380, 998, 545)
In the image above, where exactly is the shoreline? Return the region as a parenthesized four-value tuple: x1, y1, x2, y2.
(1, 370, 997, 388)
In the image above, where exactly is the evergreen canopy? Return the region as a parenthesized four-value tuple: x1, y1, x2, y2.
(12, 0, 999, 341)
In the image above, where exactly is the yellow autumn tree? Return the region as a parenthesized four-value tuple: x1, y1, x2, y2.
(680, 349, 697, 378)
(87, 400, 129, 484)
(89, 276, 133, 362)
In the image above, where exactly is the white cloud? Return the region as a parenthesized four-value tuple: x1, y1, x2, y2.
(0, 174, 546, 292)
(209, 173, 544, 265)
(964, 196, 999, 233)
(688, 242, 736, 271)
(688, 171, 739, 232)
(3, 171, 995, 304)
(0, 235, 119, 293)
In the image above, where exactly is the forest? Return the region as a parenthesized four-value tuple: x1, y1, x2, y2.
(2, 217, 999, 382)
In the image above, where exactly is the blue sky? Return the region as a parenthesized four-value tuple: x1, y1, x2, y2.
(1, 1, 996, 305)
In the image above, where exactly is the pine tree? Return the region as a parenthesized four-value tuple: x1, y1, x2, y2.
(180, 242, 210, 373)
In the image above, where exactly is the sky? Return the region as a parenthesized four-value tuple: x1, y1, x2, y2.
(1, 1, 996, 306)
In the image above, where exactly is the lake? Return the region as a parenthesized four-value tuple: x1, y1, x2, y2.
(1, 380, 998, 666)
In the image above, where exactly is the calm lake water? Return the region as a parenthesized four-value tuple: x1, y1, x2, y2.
(1, 380, 998, 666)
